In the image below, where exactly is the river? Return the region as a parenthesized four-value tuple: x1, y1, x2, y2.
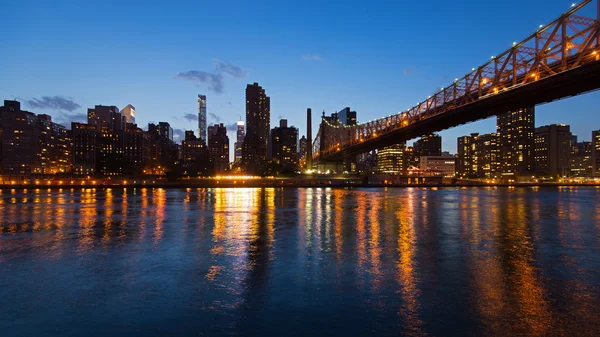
(1, 187, 599, 336)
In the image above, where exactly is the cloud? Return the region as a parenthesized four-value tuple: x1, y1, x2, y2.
(183, 113, 197, 122)
(404, 67, 415, 76)
(208, 112, 221, 123)
(302, 54, 324, 62)
(173, 128, 185, 141)
(215, 61, 246, 78)
(25, 96, 81, 112)
(176, 71, 224, 94)
(51, 112, 87, 128)
(176, 60, 246, 94)
(226, 123, 238, 132)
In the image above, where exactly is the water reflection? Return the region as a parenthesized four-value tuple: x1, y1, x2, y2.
(0, 187, 599, 337)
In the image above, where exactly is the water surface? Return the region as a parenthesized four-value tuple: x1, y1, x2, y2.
(1, 187, 599, 336)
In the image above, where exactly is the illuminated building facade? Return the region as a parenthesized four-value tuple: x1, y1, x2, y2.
(242, 83, 270, 174)
(270, 119, 299, 172)
(35, 114, 70, 174)
(456, 133, 500, 178)
(593, 130, 600, 177)
(534, 124, 571, 177)
(497, 107, 535, 175)
(377, 143, 405, 174)
(419, 156, 456, 177)
(234, 120, 245, 164)
(570, 141, 592, 177)
(120, 104, 136, 124)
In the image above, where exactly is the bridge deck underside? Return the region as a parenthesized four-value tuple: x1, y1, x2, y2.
(320, 61, 600, 162)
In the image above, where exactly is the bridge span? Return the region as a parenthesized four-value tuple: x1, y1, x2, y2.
(314, 0, 600, 163)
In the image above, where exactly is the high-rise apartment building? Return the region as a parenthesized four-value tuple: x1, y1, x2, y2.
(197, 95, 207, 143)
(456, 133, 500, 178)
(593, 130, 600, 177)
(497, 107, 535, 175)
(570, 141, 593, 177)
(270, 119, 299, 172)
(87, 105, 124, 131)
(208, 123, 230, 174)
(71, 122, 97, 175)
(148, 123, 177, 172)
(182, 130, 209, 175)
(0, 100, 40, 176)
(123, 123, 148, 174)
(377, 143, 405, 174)
(414, 133, 442, 157)
(36, 114, 70, 174)
(534, 124, 571, 177)
(242, 83, 270, 174)
(234, 120, 245, 164)
(158, 122, 173, 142)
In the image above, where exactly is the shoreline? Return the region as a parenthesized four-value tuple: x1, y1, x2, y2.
(0, 182, 599, 189)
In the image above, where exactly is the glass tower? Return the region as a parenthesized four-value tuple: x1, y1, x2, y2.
(198, 94, 207, 143)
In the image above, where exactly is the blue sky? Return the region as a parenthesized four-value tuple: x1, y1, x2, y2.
(2, 0, 599, 159)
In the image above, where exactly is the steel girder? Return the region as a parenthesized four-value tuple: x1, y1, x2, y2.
(314, 0, 600, 162)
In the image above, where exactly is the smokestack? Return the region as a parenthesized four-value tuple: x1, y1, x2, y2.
(306, 108, 312, 169)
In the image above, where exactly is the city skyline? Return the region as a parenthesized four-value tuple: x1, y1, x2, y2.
(2, 0, 600, 160)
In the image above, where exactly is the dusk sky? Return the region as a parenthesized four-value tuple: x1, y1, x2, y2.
(2, 0, 599, 159)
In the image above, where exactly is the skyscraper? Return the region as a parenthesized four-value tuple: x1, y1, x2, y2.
(198, 94, 207, 143)
(87, 105, 124, 131)
(182, 131, 209, 175)
(306, 108, 313, 170)
(234, 120, 245, 164)
(121, 104, 136, 124)
(242, 83, 270, 174)
(208, 123, 230, 174)
(534, 124, 571, 177)
(497, 107, 535, 175)
(0, 100, 40, 175)
(413, 134, 442, 157)
(299, 135, 308, 162)
(456, 133, 500, 178)
(71, 122, 97, 175)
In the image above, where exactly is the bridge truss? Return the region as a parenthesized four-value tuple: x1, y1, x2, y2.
(314, 0, 600, 162)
